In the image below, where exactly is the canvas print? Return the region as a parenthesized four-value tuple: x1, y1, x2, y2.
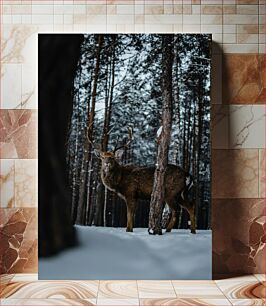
(39, 34, 212, 280)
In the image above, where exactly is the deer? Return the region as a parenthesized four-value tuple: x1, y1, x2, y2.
(89, 128, 196, 234)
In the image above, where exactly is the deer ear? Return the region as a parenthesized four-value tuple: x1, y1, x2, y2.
(94, 149, 101, 158)
(93, 150, 104, 159)
(114, 149, 124, 160)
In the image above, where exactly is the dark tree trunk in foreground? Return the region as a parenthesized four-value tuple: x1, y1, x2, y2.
(39, 34, 83, 256)
(148, 35, 174, 235)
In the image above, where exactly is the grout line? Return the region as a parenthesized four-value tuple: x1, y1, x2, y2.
(214, 279, 230, 301)
(171, 280, 179, 298)
(96, 279, 100, 304)
(135, 279, 140, 306)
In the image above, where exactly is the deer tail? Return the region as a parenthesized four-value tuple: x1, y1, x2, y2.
(181, 174, 193, 201)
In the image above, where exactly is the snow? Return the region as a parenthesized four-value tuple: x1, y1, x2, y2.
(156, 126, 163, 139)
(39, 226, 211, 280)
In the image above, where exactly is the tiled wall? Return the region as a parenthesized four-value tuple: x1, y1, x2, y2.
(0, 0, 265, 277)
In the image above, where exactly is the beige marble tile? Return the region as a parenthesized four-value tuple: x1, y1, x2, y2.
(135, 4, 144, 15)
(173, 5, 183, 14)
(201, 5, 223, 14)
(172, 281, 225, 298)
(96, 299, 139, 305)
(32, 4, 53, 15)
(215, 276, 259, 284)
(237, 25, 259, 34)
(183, 14, 201, 24)
(259, 34, 265, 44)
(11, 5, 31, 15)
(140, 298, 232, 305)
(223, 14, 258, 25)
(73, 5, 86, 14)
(106, 5, 116, 15)
(144, 14, 182, 24)
(211, 105, 229, 149)
(14, 159, 37, 207)
(0, 208, 38, 274)
(254, 274, 266, 282)
(1, 25, 37, 64)
(222, 55, 264, 103)
(108, 0, 133, 4)
(135, 15, 144, 24)
(222, 43, 258, 53)
(144, 5, 164, 15)
(259, 149, 265, 195)
(229, 300, 266, 306)
(87, 5, 107, 15)
(192, 5, 200, 14)
(201, 15, 223, 24)
(201, 0, 223, 3)
(1, 281, 99, 299)
(32, 15, 54, 25)
(182, 5, 192, 14)
(0, 110, 37, 159)
(223, 25, 237, 33)
(0, 274, 14, 295)
(237, 4, 259, 14)
(223, 5, 237, 14)
(216, 281, 265, 299)
(0, 299, 97, 305)
(237, 33, 259, 44)
(1, 64, 22, 109)
(11, 274, 38, 282)
(1, 25, 37, 109)
(117, 24, 135, 32)
(0, 159, 15, 208)
(229, 105, 265, 149)
(164, 4, 174, 14)
(137, 281, 176, 299)
(144, 24, 174, 33)
(213, 33, 223, 44)
(236, 0, 258, 3)
(98, 281, 138, 299)
(183, 25, 200, 33)
(213, 198, 265, 276)
(212, 149, 259, 198)
(201, 24, 223, 33)
(223, 33, 236, 43)
(21, 63, 36, 109)
(107, 14, 134, 25)
(73, 14, 86, 24)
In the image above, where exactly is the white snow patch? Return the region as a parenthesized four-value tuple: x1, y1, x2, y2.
(156, 126, 163, 138)
(39, 226, 211, 280)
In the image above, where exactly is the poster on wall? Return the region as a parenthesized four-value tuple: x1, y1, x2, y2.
(39, 33, 212, 280)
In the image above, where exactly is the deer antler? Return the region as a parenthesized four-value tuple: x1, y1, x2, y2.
(113, 127, 133, 153)
(86, 122, 102, 154)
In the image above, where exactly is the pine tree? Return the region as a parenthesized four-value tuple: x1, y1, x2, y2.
(148, 34, 174, 235)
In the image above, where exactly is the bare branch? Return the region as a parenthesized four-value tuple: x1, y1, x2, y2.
(113, 127, 134, 153)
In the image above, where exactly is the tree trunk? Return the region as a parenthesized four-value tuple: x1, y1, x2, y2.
(39, 34, 83, 256)
(76, 34, 103, 225)
(148, 35, 174, 235)
(94, 36, 116, 226)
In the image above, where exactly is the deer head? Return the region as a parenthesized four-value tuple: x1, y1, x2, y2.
(87, 127, 133, 172)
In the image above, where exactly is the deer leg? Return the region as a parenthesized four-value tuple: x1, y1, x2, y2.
(165, 200, 177, 233)
(187, 203, 196, 234)
(126, 200, 136, 232)
(180, 198, 196, 234)
(166, 210, 177, 233)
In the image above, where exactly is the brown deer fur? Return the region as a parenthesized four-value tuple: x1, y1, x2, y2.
(99, 151, 196, 234)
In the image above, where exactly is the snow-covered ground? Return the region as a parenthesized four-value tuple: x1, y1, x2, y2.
(39, 226, 211, 280)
